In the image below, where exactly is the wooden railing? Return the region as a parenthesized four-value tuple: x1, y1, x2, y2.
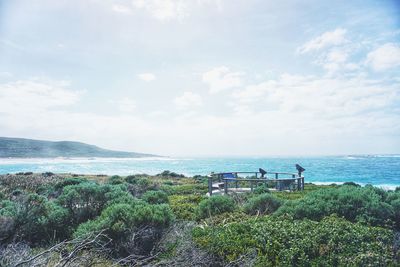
(208, 171, 304, 196)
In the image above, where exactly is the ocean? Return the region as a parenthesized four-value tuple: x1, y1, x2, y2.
(0, 155, 399, 189)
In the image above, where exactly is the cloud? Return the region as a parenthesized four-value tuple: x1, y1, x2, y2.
(174, 91, 203, 109)
(0, 80, 81, 114)
(137, 73, 156, 81)
(132, 0, 189, 21)
(366, 43, 400, 71)
(202, 66, 244, 94)
(298, 29, 361, 76)
(112, 4, 133, 14)
(130, 0, 223, 21)
(318, 48, 359, 75)
(0, 76, 398, 156)
(232, 73, 399, 119)
(117, 97, 136, 113)
(298, 28, 348, 54)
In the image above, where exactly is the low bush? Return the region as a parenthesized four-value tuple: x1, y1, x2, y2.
(107, 175, 124, 185)
(244, 193, 283, 215)
(0, 200, 17, 217)
(56, 182, 130, 224)
(74, 201, 174, 256)
(157, 170, 185, 178)
(275, 185, 397, 228)
(160, 184, 207, 195)
(169, 195, 205, 220)
(3, 194, 71, 244)
(342, 181, 361, 187)
(54, 177, 87, 190)
(125, 176, 155, 197)
(196, 196, 236, 219)
(193, 215, 397, 266)
(0, 174, 63, 194)
(142, 190, 169, 204)
(253, 184, 270, 194)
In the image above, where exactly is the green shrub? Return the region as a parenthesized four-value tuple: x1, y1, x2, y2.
(157, 170, 185, 178)
(108, 175, 124, 185)
(193, 215, 396, 266)
(74, 201, 174, 238)
(142, 190, 169, 204)
(342, 181, 361, 187)
(57, 182, 130, 224)
(391, 199, 400, 229)
(74, 201, 174, 256)
(244, 193, 283, 215)
(125, 176, 155, 197)
(387, 191, 400, 229)
(54, 177, 87, 190)
(196, 195, 236, 219)
(0, 200, 17, 217)
(275, 186, 395, 228)
(125, 176, 150, 186)
(8, 194, 71, 243)
(253, 184, 270, 194)
(169, 195, 205, 220)
(202, 211, 251, 226)
(160, 184, 207, 195)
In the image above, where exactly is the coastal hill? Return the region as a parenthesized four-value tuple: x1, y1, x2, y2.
(0, 137, 158, 158)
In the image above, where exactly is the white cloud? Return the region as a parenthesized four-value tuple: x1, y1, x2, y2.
(0, 80, 81, 114)
(326, 49, 348, 63)
(232, 73, 399, 120)
(131, 0, 223, 21)
(132, 0, 189, 21)
(174, 91, 203, 109)
(202, 66, 244, 94)
(319, 49, 357, 74)
(366, 43, 400, 71)
(117, 97, 136, 113)
(0, 76, 398, 156)
(137, 73, 156, 81)
(112, 4, 133, 14)
(298, 28, 348, 54)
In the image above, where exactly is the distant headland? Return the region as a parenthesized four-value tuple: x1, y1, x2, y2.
(0, 137, 160, 158)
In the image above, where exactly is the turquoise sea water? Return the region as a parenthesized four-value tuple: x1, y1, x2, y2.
(0, 156, 399, 189)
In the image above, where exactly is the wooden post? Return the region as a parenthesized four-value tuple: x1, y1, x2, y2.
(302, 177, 305, 190)
(250, 180, 253, 192)
(297, 177, 301, 191)
(224, 179, 228, 195)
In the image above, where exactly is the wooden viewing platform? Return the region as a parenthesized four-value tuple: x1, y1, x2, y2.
(207, 168, 305, 196)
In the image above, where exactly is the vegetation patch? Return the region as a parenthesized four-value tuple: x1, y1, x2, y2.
(169, 194, 205, 220)
(275, 185, 400, 229)
(243, 193, 283, 215)
(193, 215, 397, 266)
(0, 173, 399, 266)
(196, 195, 236, 219)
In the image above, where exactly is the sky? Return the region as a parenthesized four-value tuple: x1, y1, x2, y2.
(0, 0, 399, 157)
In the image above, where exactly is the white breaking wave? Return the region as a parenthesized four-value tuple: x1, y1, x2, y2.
(0, 157, 187, 165)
